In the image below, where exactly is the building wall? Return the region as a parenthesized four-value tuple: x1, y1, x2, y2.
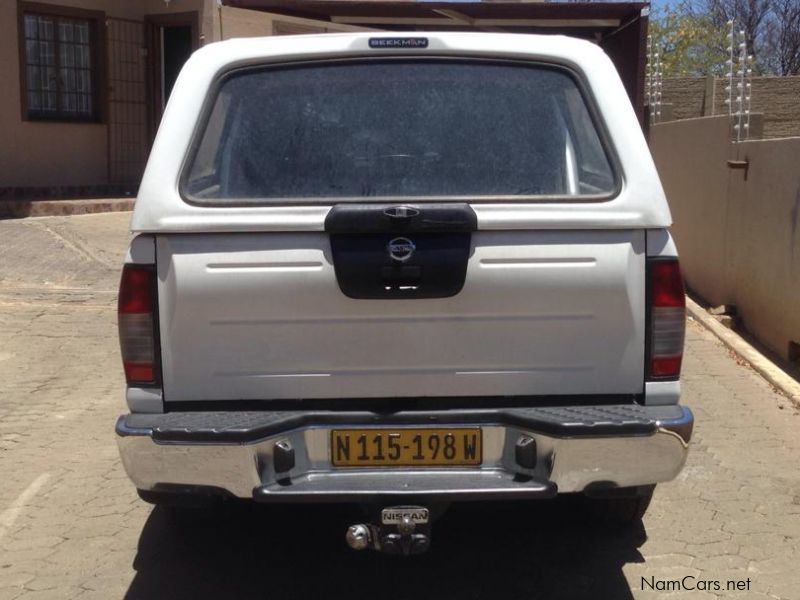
(0, 0, 373, 192)
(650, 115, 800, 361)
(0, 0, 207, 190)
(662, 76, 800, 139)
(650, 116, 733, 305)
(0, 0, 108, 187)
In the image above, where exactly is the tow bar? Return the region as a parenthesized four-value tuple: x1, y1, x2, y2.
(346, 506, 431, 555)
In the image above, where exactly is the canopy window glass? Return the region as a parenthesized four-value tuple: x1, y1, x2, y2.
(185, 61, 617, 203)
(23, 12, 96, 120)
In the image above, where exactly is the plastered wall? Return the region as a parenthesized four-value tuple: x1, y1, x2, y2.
(0, 0, 372, 190)
(651, 115, 800, 361)
(0, 0, 208, 189)
(0, 0, 110, 187)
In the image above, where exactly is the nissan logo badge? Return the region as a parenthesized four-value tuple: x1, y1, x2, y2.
(387, 237, 416, 262)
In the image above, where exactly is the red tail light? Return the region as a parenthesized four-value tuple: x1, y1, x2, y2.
(118, 265, 158, 385)
(648, 258, 686, 379)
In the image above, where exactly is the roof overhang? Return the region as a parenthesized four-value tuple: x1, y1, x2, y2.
(220, 1, 650, 124)
(222, 1, 649, 40)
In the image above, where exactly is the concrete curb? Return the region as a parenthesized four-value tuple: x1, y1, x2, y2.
(687, 296, 800, 407)
(0, 198, 135, 220)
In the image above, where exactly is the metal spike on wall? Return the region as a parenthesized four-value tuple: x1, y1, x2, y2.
(646, 34, 662, 125)
(744, 53, 754, 141)
(725, 21, 753, 142)
(725, 20, 735, 117)
(646, 34, 652, 115)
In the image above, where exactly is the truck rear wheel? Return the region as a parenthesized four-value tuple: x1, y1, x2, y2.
(137, 488, 223, 508)
(584, 485, 655, 525)
(137, 488, 231, 526)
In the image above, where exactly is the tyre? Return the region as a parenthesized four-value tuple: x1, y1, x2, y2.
(584, 484, 655, 525)
(137, 488, 229, 524)
(137, 487, 222, 508)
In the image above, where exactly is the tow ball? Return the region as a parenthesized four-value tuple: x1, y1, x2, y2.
(346, 506, 431, 555)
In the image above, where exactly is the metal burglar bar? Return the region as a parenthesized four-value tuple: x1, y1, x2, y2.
(106, 18, 147, 185)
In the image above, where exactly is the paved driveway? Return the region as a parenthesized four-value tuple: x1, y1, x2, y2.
(1, 213, 799, 600)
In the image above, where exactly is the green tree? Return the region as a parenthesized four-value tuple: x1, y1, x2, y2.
(653, 0, 799, 75)
(699, 0, 771, 70)
(651, 2, 729, 76)
(763, 0, 800, 75)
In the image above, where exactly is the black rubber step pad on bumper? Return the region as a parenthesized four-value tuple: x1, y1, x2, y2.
(117, 404, 689, 444)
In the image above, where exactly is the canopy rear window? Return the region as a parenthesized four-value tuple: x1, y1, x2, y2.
(183, 60, 618, 204)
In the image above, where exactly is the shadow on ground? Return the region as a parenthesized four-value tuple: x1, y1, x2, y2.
(126, 497, 645, 600)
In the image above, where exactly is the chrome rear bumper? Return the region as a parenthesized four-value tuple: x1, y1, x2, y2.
(116, 404, 693, 501)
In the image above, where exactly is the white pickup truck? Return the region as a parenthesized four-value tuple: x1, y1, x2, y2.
(116, 32, 693, 555)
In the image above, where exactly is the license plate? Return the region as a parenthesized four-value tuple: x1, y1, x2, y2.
(330, 428, 482, 467)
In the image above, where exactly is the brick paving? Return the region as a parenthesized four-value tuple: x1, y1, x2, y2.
(0, 213, 798, 600)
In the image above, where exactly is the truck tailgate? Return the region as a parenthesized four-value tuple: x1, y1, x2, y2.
(156, 230, 645, 402)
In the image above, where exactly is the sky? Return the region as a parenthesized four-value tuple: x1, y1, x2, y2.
(650, 0, 682, 12)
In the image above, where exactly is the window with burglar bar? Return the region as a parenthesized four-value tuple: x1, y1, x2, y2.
(20, 5, 103, 121)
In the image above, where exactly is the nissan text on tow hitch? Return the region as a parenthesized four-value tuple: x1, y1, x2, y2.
(115, 32, 693, 555)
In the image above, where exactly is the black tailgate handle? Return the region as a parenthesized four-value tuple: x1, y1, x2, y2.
(325, 203, 475, 299)
(324, 203, 477, 234)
